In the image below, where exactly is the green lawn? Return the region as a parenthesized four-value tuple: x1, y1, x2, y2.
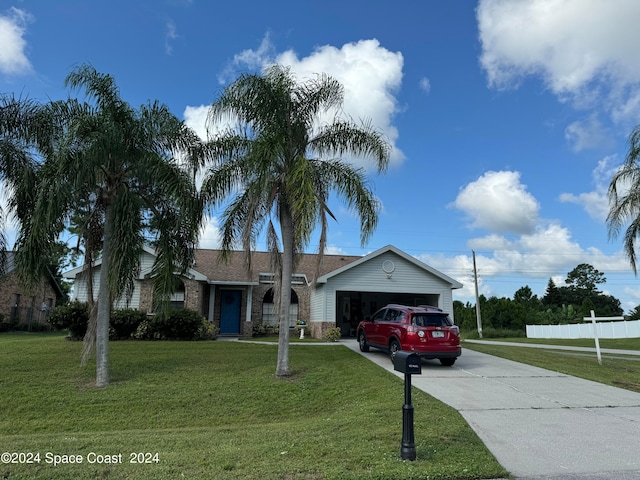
(0, 333, 506, 480)
(463, 337, 640, 393)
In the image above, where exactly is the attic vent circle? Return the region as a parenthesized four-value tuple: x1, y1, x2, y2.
(382, 260, 395, 274)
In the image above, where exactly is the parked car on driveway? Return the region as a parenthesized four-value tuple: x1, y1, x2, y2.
(356, 304, 461, 366)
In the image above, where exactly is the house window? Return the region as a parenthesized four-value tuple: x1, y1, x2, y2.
(11, 293, 21, 320)
(169, 280, 186, 310)
(262, 288, 299, 327)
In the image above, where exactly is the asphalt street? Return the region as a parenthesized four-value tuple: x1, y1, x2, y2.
(343, 339, 640, 480)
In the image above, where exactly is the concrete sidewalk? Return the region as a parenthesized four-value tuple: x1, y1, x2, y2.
(343, 339, 640, 480)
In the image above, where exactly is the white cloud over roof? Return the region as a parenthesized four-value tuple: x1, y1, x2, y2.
(187, 36, 405, 167)
(453, 170, 540, 234)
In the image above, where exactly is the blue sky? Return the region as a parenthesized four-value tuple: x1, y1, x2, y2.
(3, 0, 640, 311)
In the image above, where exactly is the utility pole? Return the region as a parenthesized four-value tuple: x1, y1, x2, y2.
(473, 250, 483, 338)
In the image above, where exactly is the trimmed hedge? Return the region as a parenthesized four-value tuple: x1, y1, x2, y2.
(48, 301, 89, 339)
(109, 309, 147, 340)
(133, 309, 217, 340)
(48, 302, 217, 341)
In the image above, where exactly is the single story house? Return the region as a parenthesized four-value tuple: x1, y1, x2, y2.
(63, 245, 463, 338)
(0, 252, 64, 328)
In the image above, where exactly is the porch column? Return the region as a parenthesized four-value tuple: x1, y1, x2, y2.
(208, 284, 216, 322)
(246, 285, 253, 323)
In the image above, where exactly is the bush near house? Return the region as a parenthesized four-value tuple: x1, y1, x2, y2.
(48, 301, 89, 339)
(48, 302, 217, 340)
(323, 327, 342, 342)
(134, 309, 217, 340)
(110, 308, 147, 339)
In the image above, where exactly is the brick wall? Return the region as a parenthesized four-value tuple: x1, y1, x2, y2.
(0, 271, 58, 325)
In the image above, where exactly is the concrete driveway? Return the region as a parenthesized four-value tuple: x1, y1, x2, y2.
(343, 339, 640, 479)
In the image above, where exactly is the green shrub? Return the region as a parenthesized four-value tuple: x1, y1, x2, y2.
(132, 319, 156, 340)
(109, 309, 146, 340)
(323, 327, 342, 342)
(0, 313, 9, 332)
(154, 309, 204, 340)
(12, 322, 50, 332)
(133, 309, 215, 341)
(48, 301, 89, 339)
(195, 319, 219, 340)
(252, 323, 267, 337)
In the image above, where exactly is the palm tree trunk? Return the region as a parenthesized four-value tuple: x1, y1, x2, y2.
(276, 206, 294, 377)
(95, 203, 113, 387)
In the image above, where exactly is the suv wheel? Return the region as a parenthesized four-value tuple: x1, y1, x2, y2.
(439, 358, 456, 367)
(389, 339, 400, 360)
(358, 332, 369, 352)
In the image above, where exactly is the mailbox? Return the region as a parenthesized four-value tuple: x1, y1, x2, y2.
(393, 351, 422, 375)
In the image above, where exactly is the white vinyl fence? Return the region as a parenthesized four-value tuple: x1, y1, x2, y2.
(526, 319, 640, 339)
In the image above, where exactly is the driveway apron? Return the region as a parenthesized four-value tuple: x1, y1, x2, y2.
(343, 339, 640, 479)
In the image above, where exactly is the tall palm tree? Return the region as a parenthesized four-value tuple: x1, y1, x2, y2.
(0, 95, 44, 273)
(15, 64, 204, 387)
(202, 65, 390, 377)
(608, 126, 640, 274)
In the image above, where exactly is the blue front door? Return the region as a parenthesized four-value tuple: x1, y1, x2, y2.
(220, 290, 241, 334)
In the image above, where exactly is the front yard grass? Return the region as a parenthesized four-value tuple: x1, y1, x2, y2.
(464, 337, 640, 393)
(0, 333, 506, 480)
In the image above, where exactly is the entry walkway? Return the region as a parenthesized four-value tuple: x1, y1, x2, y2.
(343, 339, 640, 480)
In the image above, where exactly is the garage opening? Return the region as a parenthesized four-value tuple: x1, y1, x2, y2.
(336, 291, 440, 337)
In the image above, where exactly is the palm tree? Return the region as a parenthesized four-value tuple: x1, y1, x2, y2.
(0, 95, 44, 273)
(202, 65, 390, 377)
(15, 64, 204, 387)
(608, 126, 640, 273)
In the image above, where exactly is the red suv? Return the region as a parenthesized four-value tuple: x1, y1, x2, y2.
(356, 304, 461, 366)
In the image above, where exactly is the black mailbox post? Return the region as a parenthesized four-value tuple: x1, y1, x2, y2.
(393, 351, 422, 460)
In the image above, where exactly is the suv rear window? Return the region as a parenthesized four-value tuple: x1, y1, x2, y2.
(412, 314, 453, 327)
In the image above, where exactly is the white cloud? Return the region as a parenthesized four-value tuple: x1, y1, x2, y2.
(0, 181, 18, 248)
(324, 245, 349, 256)
(208, 35, 405, 167)
(453, 170, 540, 234)
(564, 115, 612, 152)
(183, 105, 209, 140)
(0, 7, 33, 76)
(165, 19, 178, 55)
(559, 155, 618, 221)
(419, 77, 431, 94)
(477, 0, 640, 123)
(422, 222, 631, 302)
(217, 33, 275, 85)
(197, 216, 222, 249)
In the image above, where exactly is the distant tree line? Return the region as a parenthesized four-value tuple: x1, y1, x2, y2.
(453, 263, 629, 335)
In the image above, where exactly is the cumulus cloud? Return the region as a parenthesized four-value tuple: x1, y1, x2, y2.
(0, 7, 33, 76)
(564, 115, 613, 152)
(196, 35, 405, 166)
(559, 155, 619, 220)
(183, 105, 209, 140)
(217, 33, 275, 84)
(477, 0, 640, 124)
(453, 170, 540, 234)
(197, 216, 222, 249)
(422, 221, 629, 301)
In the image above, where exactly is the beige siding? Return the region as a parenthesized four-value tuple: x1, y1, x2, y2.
(70, 251, 156, 309)
(311, 251, 458, 324)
